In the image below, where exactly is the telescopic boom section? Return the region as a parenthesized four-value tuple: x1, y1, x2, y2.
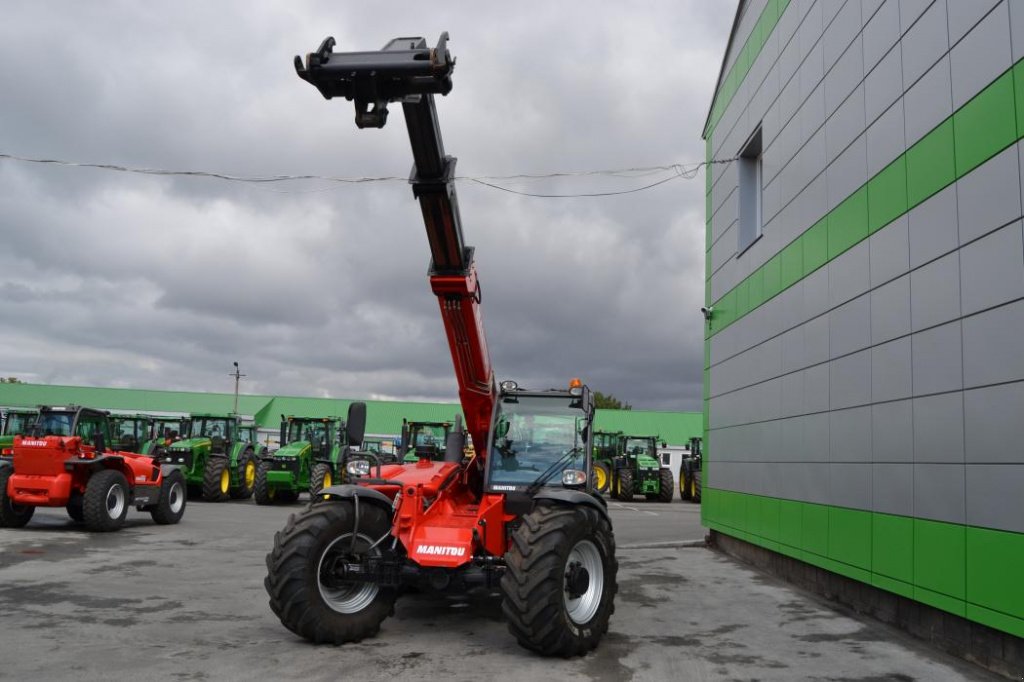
(295, 34, 496, 457)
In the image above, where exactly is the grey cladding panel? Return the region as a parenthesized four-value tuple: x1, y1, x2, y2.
(959, 221, 1024, 316)
(867, 99, 906, 177)
(949, 2, 1012, 110)
(964, 382, 1024, 464)
(865, 45, 904, 124)
(830, 463, 872, 509)
(804, 363, 831, 414)
(956, 145, 1023, 245)
(901, 0, 949, 87)
(914, 463, 966, 524)
(947, 0, 1002, 46)
(908, 185, 959, 270)
(966, 464, 1024, 533)
(872, 399, 914, 463)
(873, 462, 913, 515)
(871, 274, 912, 345)
(913, 392, 965, 464)
(830, 406, 872, 463)
(963, 299, 1024, 387)
(827, 136, 868, 212)
(872, 337, 913, 403)
(870, 215, 910, 288)
(903, 56, 953, 144)
(911, 321, 963, 396)
(863, 0, 901, 72)
(830, 350, 872, 409)
(829, 294, 872, 358)
(829, 240, 871, 309)
(910, 252, 961, 333)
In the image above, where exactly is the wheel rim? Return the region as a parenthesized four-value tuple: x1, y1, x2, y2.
(323, 471, 332, 488)
(564, 539, 603, 624)
(220, 468, 230, 494)
(679, 471, 685, 496)
(106, 484, 126, 519)
(245, 461, 255, 488)
(168, 481, 184, 514)
(595, 466, 606, 490)
(317, 533, 380, 614)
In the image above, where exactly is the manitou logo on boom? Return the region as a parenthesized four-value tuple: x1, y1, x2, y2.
(415, 544, 466, 557)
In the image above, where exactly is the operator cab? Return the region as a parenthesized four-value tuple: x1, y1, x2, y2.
(30, 406, 113, 452)
(484, 380, 594, 495)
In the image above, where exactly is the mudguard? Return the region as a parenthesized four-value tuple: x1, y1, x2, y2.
(533, 488, 611, 524)
(319, 484, 393, 511)
(160, 463, 182, 476)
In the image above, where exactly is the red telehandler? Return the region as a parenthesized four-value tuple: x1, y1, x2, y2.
(264, 34, 618, 656)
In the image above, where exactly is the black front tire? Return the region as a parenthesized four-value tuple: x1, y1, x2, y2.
(692, 469, 702, 504)
(265, 500, 397, 644)
(231, 449, 256, 500)
(657, 468, 674, 502)
(254, 461, 275, 505)
(150, 469, 187, 525)
(202, 456, 230, 502)
(83, 469, 130, 532)
(679, 462, 692, 502)
(501, 502, 618, 657)
(615, 468, 634, 501)
(309, 463, 333, 498)
(0, 467, 35, 528)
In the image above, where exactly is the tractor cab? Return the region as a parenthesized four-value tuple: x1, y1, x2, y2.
(1, 408, 38, 457)
(110, 414, 155, 454)
(188, 415, 239, 453)
(484, 380, 594, 496)
(400, 420, 455, 463)
(141, 416, 188, 456)
(280, 417, 336, 458)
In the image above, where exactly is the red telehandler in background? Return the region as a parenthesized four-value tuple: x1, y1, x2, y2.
(264, 34, 617, 656)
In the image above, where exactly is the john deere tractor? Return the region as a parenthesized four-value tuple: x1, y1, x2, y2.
(590, 430, 623, 494)
(679, 436, 702, 503)
(612, 435, 674, 502)
(158, 413, 257, 502)
(1, 408, 37, 458)
(399, 418, 462, 463)
(254, 415, 349, 505)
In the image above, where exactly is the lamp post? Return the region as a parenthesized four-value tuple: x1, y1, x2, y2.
(230, 361, 246, 416)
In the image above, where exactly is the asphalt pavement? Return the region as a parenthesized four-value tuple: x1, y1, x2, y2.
(0, 498, 1000, 681)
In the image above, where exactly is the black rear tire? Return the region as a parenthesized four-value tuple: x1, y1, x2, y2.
(254, 461, 275, 505)
(615, 468, 634, 501)
(83, 469, 129, 532)
(202, 456, 230, 502)
(592, 462, 611, 494)
(657, 468, 674, 502)
(501, 502, 618, 657)
(692, 469, 702, 504)
(309, 463, 333, 498)
(231, 449, 256, 500)
(0, 467, 35, 528)
(265, 500, 397, 644)
(150, 469, 187, 525)
(679, 462, 692, 502)
(66, 494, 84, 522)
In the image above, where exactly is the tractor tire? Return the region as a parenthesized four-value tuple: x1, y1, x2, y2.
(231, 450, 257, 500)
(657, 468, 674, 503)
(202, 456, 230, 502)
(264, 499, 398, 644)
(66, 494, 85, 522)
(150, 469, 186, 525)
(615, 468, 634, 501)
(83, 469, 130, 532)
(501, 502, 618, 657)
(679, 462, 692, 502)
(692, 469, 702, 504)
(0, 467, 35, 528)
(254, 461, 275, 506)
(309, 463, 333, 498)
(592, 462, 611, 494)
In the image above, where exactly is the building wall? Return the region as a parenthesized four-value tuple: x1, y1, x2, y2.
(703, 0, 1024, 638)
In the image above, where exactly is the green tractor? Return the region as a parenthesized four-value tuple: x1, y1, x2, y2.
(399, 418, 462, 463)
(611, 435, 674, 502)
(254, 414, 348, 505)
(140, 416, 190, 457)
(678, 436, 703, 503)
(158, 413, 257, 502)
(590, 430, 623, 494)
(1, 408, 38, 458)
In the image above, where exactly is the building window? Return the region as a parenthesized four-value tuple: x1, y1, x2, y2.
(737, 125, 763, 254)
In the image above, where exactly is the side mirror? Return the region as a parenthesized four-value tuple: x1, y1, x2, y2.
(346, 402, 366, 447)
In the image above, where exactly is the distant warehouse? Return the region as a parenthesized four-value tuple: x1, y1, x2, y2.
(702, 0, 1024, 658)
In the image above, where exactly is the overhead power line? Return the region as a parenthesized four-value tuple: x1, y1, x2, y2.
(0, 152, 737, 199)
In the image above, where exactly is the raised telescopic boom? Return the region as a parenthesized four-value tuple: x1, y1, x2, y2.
(295, 34, 495, 458)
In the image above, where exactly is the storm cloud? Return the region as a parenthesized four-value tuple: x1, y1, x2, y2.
(0, 1, 733, 410)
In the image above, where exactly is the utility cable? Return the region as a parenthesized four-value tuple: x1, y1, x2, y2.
(0, 152, 738, 198)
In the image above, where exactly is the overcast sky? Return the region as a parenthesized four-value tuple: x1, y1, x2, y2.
(0, 1, 734, 411)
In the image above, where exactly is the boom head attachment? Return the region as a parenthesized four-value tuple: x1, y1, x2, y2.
(294, 33, 455, 128)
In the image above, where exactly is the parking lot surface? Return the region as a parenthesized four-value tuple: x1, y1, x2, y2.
(0, 500, 998, 681)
